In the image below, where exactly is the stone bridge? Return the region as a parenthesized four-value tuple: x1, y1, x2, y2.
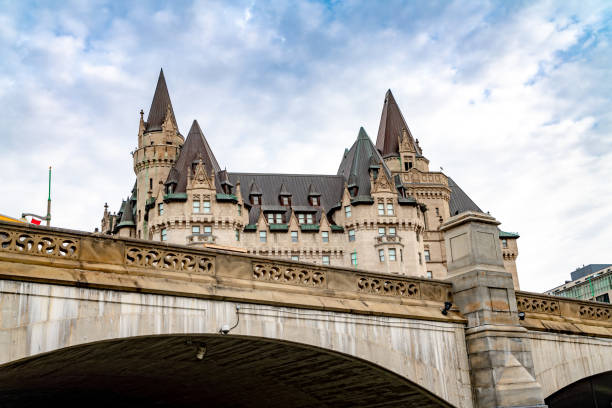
(0, 215, 610, 408)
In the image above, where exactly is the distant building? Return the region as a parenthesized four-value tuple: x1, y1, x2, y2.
(101, 69, 521, 287)
(547, 264, 612, 303)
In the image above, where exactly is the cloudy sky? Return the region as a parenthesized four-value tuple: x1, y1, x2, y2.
(1, 0, 611, 292)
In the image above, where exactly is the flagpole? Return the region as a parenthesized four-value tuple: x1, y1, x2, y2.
(46, 166, 51, 226)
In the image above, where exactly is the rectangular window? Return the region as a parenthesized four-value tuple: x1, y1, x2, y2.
(348, 229, 355, 242)
(275, 213, 283, 224)
(389, 248, 396, 261)
(427, 271, 433, 279)
(306, 213, 313, 224)
(259, 231, 267, 243)
(291, 231, 298, 242)
(158, 203, 164, 215)
(203, 226, 212, 235)
(424, 250, 431, 261)
(378, 203, 385, 215)
(291, 255, 299, 261)
(161, 228, 167, 241)
(386, 203, 394, 215)
(203, 200, 211, 213)
(235, 229, 240, 241)
(322, 231, 329, 242)
(322, 255, 330, 265)
(378, 227, 386, 236)
(267, 213, 274, 224)
(351, 252, 357, 267)
(345, 206, 352, 218)
(389, 227, 396, 236)
(238, 204, 242, 216)
(379, 249, 385, 262)
(281, 196, 289, 205)
(252, 196, 260, 205)
(192, 226, 200, 234)
(298, 213, 305, 224)
(502, 239, 508, 248)
(193, 201, 200, 213)
(312, 197, 318, 206)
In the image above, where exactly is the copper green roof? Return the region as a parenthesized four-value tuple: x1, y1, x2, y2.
(244, 224, 257, 231)
(300, 224, 320, 232)
(163, 193, 187, 202)
(117, 198, 135, 228)
(331, 225, 344, 232)
(269, 224, 288, 231)
(499, 230, 520, 238)
(216, 193, 238, 202)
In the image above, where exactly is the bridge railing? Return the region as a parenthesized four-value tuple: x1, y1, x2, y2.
(0, 220, 459, 323)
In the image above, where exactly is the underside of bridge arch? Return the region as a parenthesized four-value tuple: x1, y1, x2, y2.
(545, 370, 612, 408)
(0, 334, 454, 408)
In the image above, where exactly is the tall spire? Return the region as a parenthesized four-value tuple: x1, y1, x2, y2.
(375, 89, 421, 156)
(145, 68, 177, 132)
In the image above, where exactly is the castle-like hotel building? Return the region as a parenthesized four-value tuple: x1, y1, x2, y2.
(101, 70, 521, 287)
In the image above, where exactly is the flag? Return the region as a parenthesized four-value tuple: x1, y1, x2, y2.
(30, 218, 41, 225)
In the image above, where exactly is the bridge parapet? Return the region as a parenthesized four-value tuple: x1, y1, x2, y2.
(516, 291, 612, 338)
(0, 220, 459, 323)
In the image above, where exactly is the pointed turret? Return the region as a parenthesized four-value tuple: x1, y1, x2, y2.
(337, 127, 392, 199)
(145, 69, 177, 132)
(376, 90, 421, 156)
(164, 120, 221, 194)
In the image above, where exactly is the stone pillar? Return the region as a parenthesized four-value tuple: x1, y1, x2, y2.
(440, 212, 545, 408)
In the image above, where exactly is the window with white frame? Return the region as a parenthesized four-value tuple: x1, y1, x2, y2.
(203, 200, 211, 213)
(345, 205, 352, 218)
(158, 203, 164, 215)
(389, 227, 396, 236)
(235, 229, 240, 241)
(311, 197, 319, 206)
(161, 228, 167, 241)
(203, 226, 212, 235)
(306, 213, 314, 224)
(298, 213, 305, 224)
(259, 231, 267, 242)
(291, 231, 298, 242)
(348, 229, 355, 242)
(427, 271, 433, 279)
(378, 249, 385, 262)
(378, 227, 386, 236)
(502, 239, 508, 248)
(291, 255, 299, 261)
(193, 201, 200, 213)
(389, 248, 396, 261)
(378, 203, 385, 215)
(322, 255, 330, 265)
(192, 226, 200, 234)
(424, 250, 430, 261)
(322, 231, 329, 242)
(386, 202, 394, 215)
(351, 252, 357, 266)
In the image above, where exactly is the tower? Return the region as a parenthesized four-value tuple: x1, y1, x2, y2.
(132, 69, 184, 238)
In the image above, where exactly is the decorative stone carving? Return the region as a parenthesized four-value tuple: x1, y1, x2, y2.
(516, 295, 560, 314)
(0, 229, 79, 259)
(357, 277, 419, 298)
(579, 305, 611, 321)
(252, 262, 326, 288)
(125, 246, 214, 274)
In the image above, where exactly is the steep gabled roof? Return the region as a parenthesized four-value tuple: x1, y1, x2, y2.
(448, 177, 483, 216)
(117, 198, 135, 228)
(375, 89, 421, 156)
(145, 69, 177, 132)
(337, 127, 392, 197)
(164, 120, 221, 193)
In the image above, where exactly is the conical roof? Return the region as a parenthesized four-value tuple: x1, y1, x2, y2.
(145, 69, 177, 132)
(164, 120, 221, 193)
(249, 179, 262, 195)
(375, 89, 421, 156)
(337, 127, 391, 197)
(278, 183, 291, 196)
(117, 198, 135, 228)
(307, 183, 320, 196)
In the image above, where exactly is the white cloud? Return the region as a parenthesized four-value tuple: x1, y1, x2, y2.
(1, 0, 611, 292)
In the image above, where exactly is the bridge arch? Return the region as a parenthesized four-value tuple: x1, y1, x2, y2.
(0, 279, 471, 407)
(544, 370, 612, 408)
(0, 334, 455, 407)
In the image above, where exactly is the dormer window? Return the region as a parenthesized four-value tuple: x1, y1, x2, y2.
(348, 186, 358, 197)
(281, 196, 290, 206)
(267, 213, 283, 224)
(250, 195, 261, 205)
(166, 183, 176, 194)
(310, 196, 319, 206)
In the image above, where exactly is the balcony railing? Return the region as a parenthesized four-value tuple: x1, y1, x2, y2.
(375, 235, 402, 244)
(187, 233, 216, 245)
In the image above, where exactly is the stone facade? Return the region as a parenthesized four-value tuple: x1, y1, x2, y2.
(101, 70, 520, 287)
